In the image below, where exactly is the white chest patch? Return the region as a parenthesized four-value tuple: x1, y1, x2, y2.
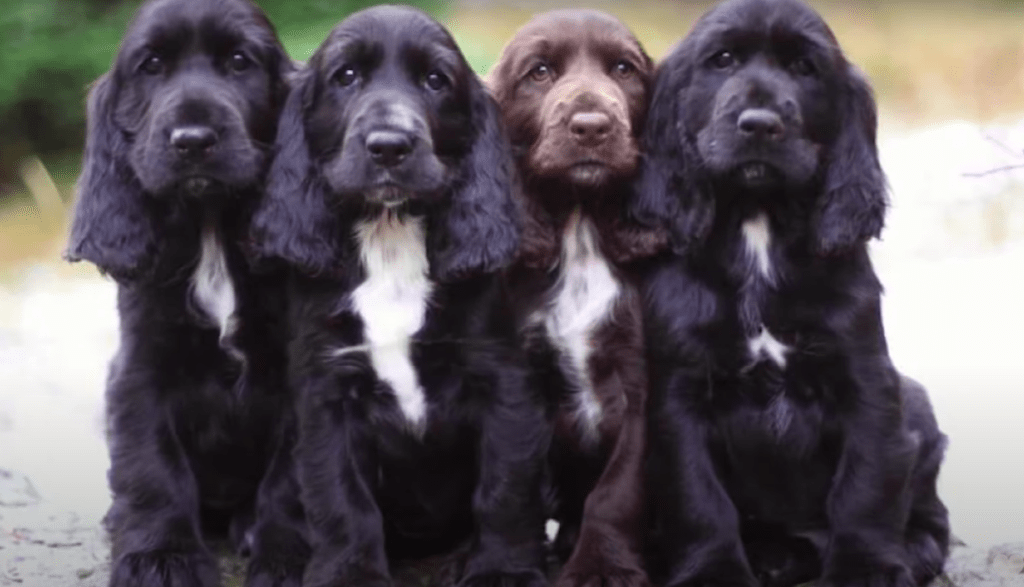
(540, 210, 621, 445)
(748, 326, 790, 369)
(346, 212, 432, 431)
(190, 224, 241, 361)
(742, 213, 773, 282)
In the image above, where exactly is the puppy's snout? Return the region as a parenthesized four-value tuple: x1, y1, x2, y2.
(737, 108, 784, 141)
(366, 130, 415, 168)
(170, 125, 218, 158)
(569, 111, 613, 146)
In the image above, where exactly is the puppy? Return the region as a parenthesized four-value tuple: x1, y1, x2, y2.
(248, 6, 549, 587)
(632, 1, 950, 586)
(63, 0, 306, 585)
(488, 10, 664, 587)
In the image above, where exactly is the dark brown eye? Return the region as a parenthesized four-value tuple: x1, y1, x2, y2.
(528, 62, 552, 82)
(614, 60, 635, 76)
(790, 57, 816, 77)
(334, 66, 359, 87)
(140, 55, 164, 76)
(228, 51, 252, 73)
(425, 70, 449, 91)
(709, 50, 736, 69)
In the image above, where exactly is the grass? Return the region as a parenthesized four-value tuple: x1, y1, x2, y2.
(3, 0, 1024, 275)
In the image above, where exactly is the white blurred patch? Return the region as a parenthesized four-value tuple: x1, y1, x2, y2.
(336, 212, 432, 433)
(542, 209, 621, 447)
(190, 223, 240, 361)
(742, 212, 773, 282)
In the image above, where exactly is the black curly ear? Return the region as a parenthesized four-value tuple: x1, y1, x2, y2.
(429, 78, 520, 281)
(249, 70, 339, 276)
(813, 65, 887, 255)
(64, 73, 157, 282)
(631, 55, 715, 256)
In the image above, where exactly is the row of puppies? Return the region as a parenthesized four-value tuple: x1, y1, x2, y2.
(63, 0, 950, 587)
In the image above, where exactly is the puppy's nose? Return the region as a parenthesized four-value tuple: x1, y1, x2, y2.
(737, 109, 784, 141)
(569, 111, 612, 145)
(170, 126, 218, 157)
(366, 130, 414, 167)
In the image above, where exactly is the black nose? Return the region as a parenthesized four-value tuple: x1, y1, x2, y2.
(170, 126, 218, 157)
(366, 130, 414, 167)
(569, 111, 613, 145)
(737, 109, 784, 141)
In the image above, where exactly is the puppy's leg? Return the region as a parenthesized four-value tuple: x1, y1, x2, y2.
(459, 364, 550, 587)
(244, 417, 310, 587)
(556, 377, 649, 587)
(649, 386, 758, 587)
(821, 364, 919, 587)
(899, 375, 950, 586)
(106, 370, 219, 587)
(297, 374, 390, 587)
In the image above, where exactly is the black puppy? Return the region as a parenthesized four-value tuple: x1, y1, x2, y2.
(632, 1, 949, 586)
(64, 0, 306, 585)
(248, 6, 549, 587)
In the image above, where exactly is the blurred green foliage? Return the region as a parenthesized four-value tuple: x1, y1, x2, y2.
(0, 0, 450, 190)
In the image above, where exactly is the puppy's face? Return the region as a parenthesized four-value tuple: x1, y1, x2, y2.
(303, 6, 474, 207)
(490, 10, 652, 188)
(110, 0, 286, 197)
(682, 0, 844, 192)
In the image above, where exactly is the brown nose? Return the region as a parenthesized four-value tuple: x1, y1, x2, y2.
(569, 111, 612, 146)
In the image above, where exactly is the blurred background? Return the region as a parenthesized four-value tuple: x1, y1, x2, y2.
(1, 0, 1023, 584)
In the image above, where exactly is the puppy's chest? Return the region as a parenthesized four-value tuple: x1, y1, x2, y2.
(344, 213, 434, 433)
(189, 223, 243, 363)
(730, 213, 793, 373)
(532, 211, 621, 445)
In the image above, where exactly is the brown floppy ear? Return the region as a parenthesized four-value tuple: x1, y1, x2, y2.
(64, 73, 159, 282)
(812, 65, 888, 255)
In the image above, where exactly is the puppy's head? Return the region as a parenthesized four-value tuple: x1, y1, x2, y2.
(64, 0, 291, 281)
(635, 0, 886, 255)
(250, 6, 519, 280)
(488, 10, 653, 189)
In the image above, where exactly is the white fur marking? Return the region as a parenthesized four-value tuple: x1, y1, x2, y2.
(742, 213, 773, 280)
(748, 326, 790, 368)
(190, 223, 241, 361)
(345, 212, 432, 431)
(543, 210, 620, 445)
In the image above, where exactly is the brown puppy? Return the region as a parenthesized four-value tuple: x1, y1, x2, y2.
(488, 10, 665, 587)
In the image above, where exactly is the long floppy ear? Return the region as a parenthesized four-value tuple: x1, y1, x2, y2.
(64, 73, 157, 282)
(429, 78, 520, 281)
(630, 55, 715, 256)
(813, 65, 887, 255)
(248, 70, 339, 276)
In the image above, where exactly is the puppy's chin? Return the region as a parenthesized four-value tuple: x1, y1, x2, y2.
(567, 163, 612, 187)
(731, 162, 784, 191)
(364, 184, 412, 208)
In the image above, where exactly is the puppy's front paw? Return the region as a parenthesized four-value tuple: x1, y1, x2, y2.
(245, 556, 305, 587)
(110, 549, 220, 587)
(822, 563, 916, 587)
(244, 525, 309, 587)
(459, 569, 549, 587)
(555, 564, 649, 587)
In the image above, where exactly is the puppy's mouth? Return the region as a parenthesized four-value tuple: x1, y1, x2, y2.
(179, 176, 220, 197)
(365, 182, 412, 208)
(733, 162, 783, 189)
(567, 161, 611, 185)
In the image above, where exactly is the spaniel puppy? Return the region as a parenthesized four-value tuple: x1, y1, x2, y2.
(248, 6, 549, 587)
(488, 10, 664, 587)
(632, 1, 950, 586)
(63, 0, 306, 585)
